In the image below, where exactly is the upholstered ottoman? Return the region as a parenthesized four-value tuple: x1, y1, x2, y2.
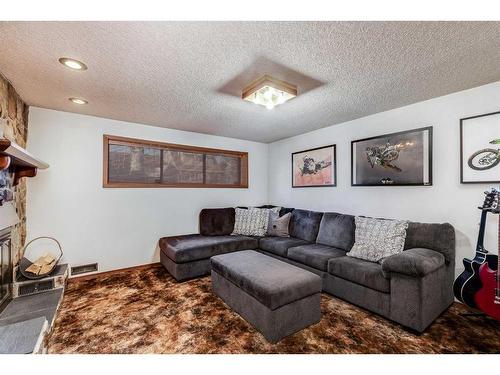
(210, 250, 322, 343)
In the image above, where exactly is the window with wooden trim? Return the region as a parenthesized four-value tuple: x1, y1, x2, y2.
(103, 135, 248, 188)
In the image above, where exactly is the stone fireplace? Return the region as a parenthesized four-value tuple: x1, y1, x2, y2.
(0, 131, 48, 315)
(1, 73, 29, 295)
(0, 73, 61, 354)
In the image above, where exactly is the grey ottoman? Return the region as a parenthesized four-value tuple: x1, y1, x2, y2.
(210, 250, 322, 343)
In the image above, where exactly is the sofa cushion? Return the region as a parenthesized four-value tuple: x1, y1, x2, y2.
(279, 207, 295, 217)
(232, 207, 273, 236)
(404, 222, 455, 263)
(199, 208, 235, 236)
(159, 234, 258, 263)
(287, 244, 346, 271)
(267, 211, 291, 237)
(316, 212, 355, 251)
(211, 250, 322, 310)
(289, 209, 324, 242)
(259, 237, 309, 257)
(381, 248, 445, 277)
(327, 256, 390, 293)
(347, 217, 409, 263)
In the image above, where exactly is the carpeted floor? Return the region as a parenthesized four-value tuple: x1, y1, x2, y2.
(47, 264, 500, 354)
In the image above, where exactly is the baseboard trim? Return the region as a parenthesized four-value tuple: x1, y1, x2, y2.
(69, 262, 161, 283)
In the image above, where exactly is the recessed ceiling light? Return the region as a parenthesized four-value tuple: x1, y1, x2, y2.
(69, 97, 88, 105)
(59, 57, 88, 71)
(242, 75, 297, 110)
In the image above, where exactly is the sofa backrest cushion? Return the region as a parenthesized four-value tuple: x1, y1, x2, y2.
(279, 207, 294, 217)
(404, 222, 455, 263)
(289, 209, 323, 242)
(199, 208, 235, 236)
(316, 212, 355, 251)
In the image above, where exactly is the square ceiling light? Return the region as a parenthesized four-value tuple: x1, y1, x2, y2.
(242, 75, 297, 110)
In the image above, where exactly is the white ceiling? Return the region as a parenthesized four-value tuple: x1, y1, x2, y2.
(0, 21, 499, 143)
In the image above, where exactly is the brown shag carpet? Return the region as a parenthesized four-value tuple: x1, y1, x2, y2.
(47, 264, 500, 354)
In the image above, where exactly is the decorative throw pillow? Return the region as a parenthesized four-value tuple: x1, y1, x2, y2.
(347, 216, 409, 263)
(267, 211, 291, 237)
(232, 207, 270, 236)
(269, 206, 281, 215)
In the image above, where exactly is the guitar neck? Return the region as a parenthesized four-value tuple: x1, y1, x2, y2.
(477, 209, 488, 252)
(497, 215, 500, 304)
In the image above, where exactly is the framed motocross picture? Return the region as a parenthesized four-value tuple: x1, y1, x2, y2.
(460, 111, 500, 184)
(351, 126, 433, 186)
(292, 145, 336, 187)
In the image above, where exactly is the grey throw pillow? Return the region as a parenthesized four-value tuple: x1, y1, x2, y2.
(347, 216, 409, 263)
(267, 212, 291, 237)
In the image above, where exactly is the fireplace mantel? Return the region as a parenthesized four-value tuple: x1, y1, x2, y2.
(0, 138, 49, 186)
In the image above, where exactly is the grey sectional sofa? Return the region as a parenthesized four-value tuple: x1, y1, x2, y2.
(159, 206, 455, 332)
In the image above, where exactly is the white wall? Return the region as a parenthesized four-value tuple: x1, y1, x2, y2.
(268, 81, 500, 276)
(26, 109, 269, 273)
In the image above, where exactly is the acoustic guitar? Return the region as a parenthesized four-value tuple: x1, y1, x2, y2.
(474, 203, 500, 320)
(453, 189, 498, 308)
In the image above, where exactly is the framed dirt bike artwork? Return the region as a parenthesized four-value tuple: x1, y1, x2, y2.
(351, 126, 433, 186)
(460, 111, 500, 184)
(292, 145, 336, 187)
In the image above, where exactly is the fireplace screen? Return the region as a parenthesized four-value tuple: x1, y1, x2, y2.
(0, 230, 12, 310)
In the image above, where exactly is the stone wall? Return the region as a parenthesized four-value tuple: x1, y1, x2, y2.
(0, 73, 29, 265)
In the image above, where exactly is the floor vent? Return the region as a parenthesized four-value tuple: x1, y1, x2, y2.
(19, 279, 55, 297)
(71, 263, 98, 276)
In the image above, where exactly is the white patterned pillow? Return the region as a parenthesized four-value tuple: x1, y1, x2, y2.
(347, 217, 409, 263)
(232, 208, 271, 236)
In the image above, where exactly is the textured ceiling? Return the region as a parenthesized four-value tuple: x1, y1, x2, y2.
(0, 21, 499, 143)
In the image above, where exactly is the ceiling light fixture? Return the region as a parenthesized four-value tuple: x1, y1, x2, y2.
(59, 57, 88, 71)
(69, 97, 88, 105)
(242, 75, 297, 110)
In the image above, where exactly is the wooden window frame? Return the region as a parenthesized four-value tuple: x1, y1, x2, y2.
(103, 134, 248, 188)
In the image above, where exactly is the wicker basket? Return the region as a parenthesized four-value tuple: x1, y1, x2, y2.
(19, 236, 63, 280)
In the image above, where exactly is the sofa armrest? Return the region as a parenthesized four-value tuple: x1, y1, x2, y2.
(381, 248, 445, 278)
